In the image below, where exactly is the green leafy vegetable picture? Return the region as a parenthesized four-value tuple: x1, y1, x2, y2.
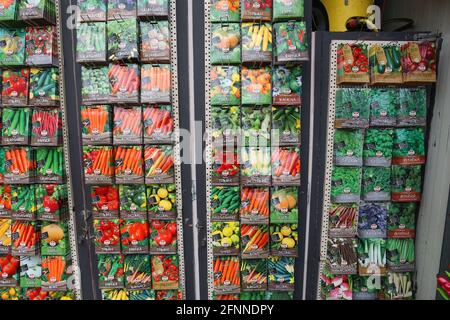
(331, 167, 362, 203)
(335, 88, 370, 128)
(334, 129, 364, 166)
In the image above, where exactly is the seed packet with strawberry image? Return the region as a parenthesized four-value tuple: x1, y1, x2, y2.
(82, 66, 110, 104)
(36, 147, 64, 184)
(124, 254, 151, 290)
(151, 254, 179, 290)
(36, 184, 68, 222)
(4, 146, 35, 184)
(29, 67, 60, 106)
(270, 223, 298, 257)
(210, 186, 240, 222)
(1, 69, 29, 105)
(401, 41, 437, 83)
(41, 255, 71, 291)
(40, 222, 69, 256)
(141, 64, 171, 104)
(94, 219, 121, 254)
(335, 87, 370, 129)
(1, 107, 31, 145)
(268, 256, 295, 291)
(121, 220, 149, 254)
(212, 221, 240, 256)
(119, 185, 147, 220)
(91, 185, 119, 219)
(210, 66, 241, 106)
(140, 21, 170, 63)
(272, 65, 302, 106)
(0, 28, 25, 66)
(78, 0, 106, 21)
(150, 220, 177, 254)
(156, 290, 182, 300)
(211, 23, 241, 65)
(19, 255, 41, 288)
(241, 224, 269, 259)
(147, 184, 176, 220)
(0, 219, 11, 254)
(393, 128, 426, 165)
(241, 0, 271, 21)
(271, 146, 301, 186)
(31, 108, 62, 146)
(328, 204, 358, 238)
(240, 146, 271, 186)
(240, 187, 269, 224)
(274, 21, 308, 62)
(337, 43, 370, 84)
(97, 254, 125, 289)
(273, 0, 304, 20)
(0, 0, 19, 21)
(213, 256, 240, 294)
(107, 19, 138, 61)
(113, 107, 143, 144)
(81, 106, 112, 145)
(212, 145, 239, 186)
(10, 185, 36, 221)
(144, 145, 174, 184)
(108, 0, 136, 20)
(242, 22, 272, 63)
(241, 106, 271, 147)
(0, 185, 12, 218)
(210, 0, 239, 22)
(83, 146, 114, 184)
(138, 0, 169, 17)
(143, 105, 174, 144)
(240, 259, 266, 291)
(0, 254, 20, 286)
(241, 67, 271, 105)
(397, 87, 427, 127)
(25, 26, 58, 66)
(76, 22, 107, 63)
(115, 146, 144, 184)
(11, 221, 39, 256)
(109, 64, 139, 103)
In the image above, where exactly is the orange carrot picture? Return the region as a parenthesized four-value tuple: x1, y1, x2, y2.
(241, 225, 269, 254)
(113, 106, 143, 143)
(240, 187, 270, 218)
(143, 105, 174, 142)
(42, 256, 66, 283)
(144, 146, 174, 182)
(141, 64, 171, 103)
(108, 64, 139, 102)
(81, 106, 110, 136)
(11, 221, 38, 253)
(83, 146, 114, 179)
(213, 256, 240, 287)
(272, 147, 301, 180)
(114, 146, 143, 179)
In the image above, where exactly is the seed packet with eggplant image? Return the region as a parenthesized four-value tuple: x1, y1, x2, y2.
(397, 87, 427, 127)
(369, 44, 403, 85)
(369, 88, 398, 127)
(0, 254, 19, 286)
(383, 272, 414, 300)
(98, 254, 125, 289)
(81, 106, 112, 145)
(119, 185, 147, 220)
(336, 43, 370, 84)
(2, 69, 29, 105)
(94, 219, 121, 254)
(32, 108, 62, 146)
(327, 238, 357, 274)
(140, 21, 170, 63)
(124, 254, 152, 290)
(19, 256, 41, 288)
(268, 256, 295, 291)
(107, 19, 138, 61)
(150, 220, 177, 254)
(113, 107, 143, 145)
(91, 185, 119, 219)
(40, 222, 69, 256)
(1, 107, 31, 145)
(273, 0, 304, 20)
(11, 220, 38, 256)
(334, 87, 370, 129)
(352, 275, 380, 300)
(141, 64, 171, 104)
(272, 65, 302, 106)
(0, 218, 11, 253)
(386, 238, 415, 272)
(357, 238, 386, 276)
(210, 186, 240, 222)
(392, 128, 426, 165)
(138, 0, 169, 17)
(240, 259, 266, 291)
(4, 146, 35, 184)
(358, 202, 388, 238)
(271, 146, 300, 186)
(213, 256, 240, 294)
(108, 0, 136, 20)
(76, 22, 106, 63)
(328, 204, 358, 238)
(144, 145, 174, 184)
(240, 146, 271, 186)
(29, 67, 59, 106)
(147, 184, 176, 220)
(81, 66, 110, 104)
(143, 105, 174, 144)
(241, 22, 272, 63)
(274, 21, 308, 62)
(272, 106, 301, 145)
(120, 220, 149, 254)
(109, 64, 140, 103)
(333, 129, 364, 167)
(241, 224, 269, 259)
(26, 26, 58, 66)
(241, 106, 271, 147)
(363, 128, 393, 167)
(78, 0, 107, 22)
(36, 184, 68, 222)
(0, 28, 25, 66)
(11, 185, 36, 220)
(391, 165, 422, 202)
(270, 223, 298, 257)
(41, 255, 71, 291)
(114, 146, 144, 184)
(211, 106, 240, 146)
(212, 221, 240, 256)
(401, 41, 437, 84)
(240, 187, 269, 224)
(241, 0, 271, 21)
(151, 254, 179, 290)
(270, 186, 298, 224)
(241, 67, 271, 105)
(210, 0, 240, 22)
(362, 167, 391, 202)
(387, 202, 416, 238)
(210, 66, 241, 106)
(211, 145, 239, 185)
(330, 166, 362, 203)
(211, 23, 241, 65)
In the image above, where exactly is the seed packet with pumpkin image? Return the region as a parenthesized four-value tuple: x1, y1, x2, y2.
(137, 0, 169, 17)
(270, 223, 298, 257)
(241, 224, 269, 259)
(124, 254, 152, 290)
(140, 21, 170, 63)
(0, 254, 20, 287)
(240, 259, 266, 291)
(211, 186, 240, 222)
(210, 0, 240, 22)
(211, 23, 241, 64)
(210, 66, 241, 106)
(270, 186, 298, 224)
(41, 254, 71, 291)
(268, 256, 295, 291)
(240, 187, 269, 224)
(119, 185, 147, 220)
(19, 255, 41, 288)
(212, 221, 240, 256)
(241, 22, 272, 63)
(120, 220, 149, 254)
(150, 220, 177, 254)
(273, 0, 304, 20)
(147, 184, 176, 220)
(94, 219, 122, 254)
(241, 67, 271, 105)
(151, 254, 179, 290)
(40, 222, 68, 256)
(97, 254, 125, 289)
(213, 256, 241, 294)
(91, 185, 119, 219)
(241, 0, 272, 21)
(274, 21, 308, 62)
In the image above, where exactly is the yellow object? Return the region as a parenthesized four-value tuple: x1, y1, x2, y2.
(159, 199, 172, 211)
(262, 28, 270, 52)
(60, 296, 73, 300)
(157, 188, 168, 198)
(9, 288, 16, 296)
(222, 226, 233, 237)
(281, 226, 292, 237)
(1, 293, 9, 300)
(282, 237, 296, 249)
(41, 224, 64, 243)
(221, 237, 232, 246)
(321, 0, 375, 32)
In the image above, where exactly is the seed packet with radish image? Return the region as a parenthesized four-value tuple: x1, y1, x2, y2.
(212, 145, 239, 185)
(211, 106, 240, 146)
(240, 146, 271, 186)
(336, 43, 370, 84)
(124, 254, 151, 290)
(241, 67, 271, 105)
(327, 238, 357, 275)
(76, 22, 107, 63)
(83, 146, 114, 184)
(107, 19, 138, 61)
(140, 21, 170, 63)
(386, 238, 415, 272)
(0, 219, 11, 253)
(213, 256, 240, 294)
(91, 185, 119, 219)
(397, 87, 427, 127)
(210, 0, 239, 22)
(357, 238, 386, 276)
(97, 254, 125, 289)
(210, 66, 240, 106)
(78, 0, 107, 21)
(401, 41, 437, 83)
(271, 223, 298, 257)
(81, 106, 111, 145)
(25, 26, 58, 66)
(119, 185, 147, 220)
(138, 0, 169, 17)
(240, 187, 269, 224)
(143, 105, 174, 144)
(391, 165, 422, 202)
(333, 129, 364, 167)
(268, 256, 295, 291)
(114, 146, 144, 184)
(271, 146, 300, 186)
(241, 106, 271, 147)
(358, 202, 388, 238)
(320, 267, 352, 300)
(36, 184, 68, 222)
(335, 87, 370, 129)
(241, 224, 269, 259)
(331, 166, 362, 203)
(393, 128, 426, 165)
(19, 256, 41, 288)
(241, 0, 271, 21)
(369, 44, 403, 85)
(41, 255, 70, 291)
(120, 220, 149, 254)
(113, 107, 142, 145)
(151, 254, 179, 290)
(1, 69, 29, 105)
(36, 147, 64, 184)
(328, 204, 358, 238)
(240, 259, 266, 291)
(0, 254, 19, 286)
(0, 0, 18, 21)
(1, 107, 31, 145)
(0, 28, 25, 66)
(212, 221, 239, 256)
(270, 186, 298, 224)
(369, 88, 398, 127)
(109, 64, 139, 103)
(274, 21, 308, 62)
(144, 145, 174, 184)
(272, 65, 302, 106)
(383, 272, 414, 300)
(81, 66, 110, 104)
(108, 0, 137, 20)
(210, 186, 240, 222)
(362, 167, 391, 202)
(31, 108, 62, 146)
(11, 221, 39, 256)
(273, 0, 304, 20)
(4, 146, 35, 184)
(352, 275, 380, 300)
(141, 64, 171, 104)
(211, 23, 241, 65)
(94, 219, 121, 254)
(29, 68, 60, 106)
(150, 220, 177, 254)
(0, 185, 12, 218)
(241, 22, 272, 63)
(11, 185, 36, 220)
(387, 203, 416, 238)
(147, 184, 176, 220)
(40, 221, 69, 256)
(363, 128, 393, 167)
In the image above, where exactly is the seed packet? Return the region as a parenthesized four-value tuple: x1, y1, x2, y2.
(144, 145, 174, 184)
(97, 254, 125, 289)
(210, 66, 240, 106)
(352, 275, 380, 300)
(401, 41, 437, 83)
(151, 255, 179, 290)
(271, 146, 300, 186)
(29, 67, 59, 106)
(369, 88, 398, 127)
(1, 69, 29, 105)
(81, 106, 111, 145)
(0, 0, 19, 21)
(109, 64, 140, 103)
(392, 128, 426, 165)
(334, 88, 370, 128)
(363, 128, 393, 167)
(0, 149, 5, 184)
(41, 254, 70, 291)
(273, 0, 304, 20)
(241, 224, 269, 259)
(108, 0, 137, 20)
(102, 289, 128, 300)
(214, 293, 239, 300)
(155, 290, 182, 300)
(25, 26, 58, 66)
(115, 146, 144, 186)
(107, 19, 138, 61)
(4, 147, 35, 184)
(362, 167, 391, 201)
(241, 67, 271, 105)
(10, 185, 36, 220)
(272, 106, 301, 145)
(357, 238, 386, 276)
(36, 184, 68, 222)
(240, 259, 266, 291)
(211, 145, 239, 185)
(241, 22, 272, 63)
(40, 222, 68, 256)
(383, 272, 414, 299)
(240, 146, 271, 186)
(19, 256, 41, 288)
(320, 268, 352, 300)
(141, 64, 171, 104)
(327, 238, 357, 274)
(268, 256, 294, 291)
(113, 107, 142, 145)
(265, 291, 294, 300)
(0, 28, 25, 66)
(241, 106, 271, 147)
(210, 0, 240, 22)
(83, 146, 114, 184)
(211, 106, 240, 146)
(358, 202, 388, 238)
(241, 0, 271, 21)
(240, 187, 269, 224)
(147, 184, 176, 220)
(0, 219, 11, 253)
(124, 255, 152, 290)
(210, 186, 240, 221)
(31, 108, 62, 146)
(11, 221, 38, 256)
(387, 203, 416, 238)
(19, 0, 56, 24)
(333, 129, 363, 166)
(91, 185, 119, 219)
(391, 165, 422, 202)
(119, 185, 147, 220)
(336, 43, 370, 84)
(1, 107, 31, 145)
(0, 185, 12, 218)
(140, 21, 170, 63)
(94, 219, 121, 254)
(212, 221, 240, 256)
(138, 0, 169, 17)
(397, 88, 427, 127)
(0, 254, 19, 286)
(128, 289, 155, 300)
(76, 22, 107, 63)
(271, 223, 298, 257)
(213, 256, 240, 294)
(211, 23, 241, 64)
(36, 147, 64, 184)
(328, 203, 358, 238)
(331, 167, 361, 203)
(274, 21, 308, 62)
(370, 44, 403, 85)
(270, 186, 298, 224)
(120, 220, 149, 254)
(81, 66, 110, 104)
(149, 220, 177, 254)
(143, 105, 174, 144)
(272, 65, 302, 106)
(386, 238, 415, 272)
(78, 0, 107, 22)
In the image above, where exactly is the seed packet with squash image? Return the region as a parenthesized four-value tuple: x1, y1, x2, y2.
(271, 146, 300, 186)
(270, 223, 298, 257)
(241, 22, 272, 63)
(391, 165, 422, 202)
(272, 65, 302, 106)
(0, 185, 12, 218)
(1, 107, 31, 145)
(211, 106, 240, 146)
(19, 256, 41, 288)
(272, 106, 301, 146)
(357, 238, 386, 276)
(40, 222, 69, 256)
(140, 21, 170, 63)
(241, 224, 269, 259)
(11, 185, 36, 220)
(270, 186, 298, 224)
(369, 44, 403, 85)
(212, 221, 240, 256)
(108, 0, 137, 20)
(0, 219, 11, 254)
(91, 185, 119, 219)
(211, 145, 239, 186)
(268, 256, 295, 291)
(273, 0, 304, 20)
(335, 87, 370, 129)
(397, 88, 427, 127)
(109, 64, 140, 103)
(240, 187, 269, 224)
(336, 43, 370, 84)
(4, 146, 35, 184)
(120, 220, 149, 254)
(97, 254, 125, 289)
(124, 254, 152, 290)
(331, 166, 362, 203)
(81, 106, 112, 145)
(240, 259, 266, 291)
(210, 186, 240, 222)
(363, 128, 393, 167)
(333, 129, 364, 167)
(81, 66, 110, 104)
(386, 238, 415, 272)
(101, 289, 129, 300)
(392, 128, 426, 165)
(78, 0, 107, 22)
(2, 69, 29, 105)
(119, 185, 147, 220)
(147, 184, 176, 220)
(213, 256, 240, 294)
(151, 255, 179, 290)
(144, 145, 174, 184)
(210, 66, 241, 106)
(274, 21, 308, 62)
(387, 203, 416, 238)
(41, 255, 71, 291)
(94, 219, 122, 254)
(150, 220, 177, 254)
(369, 88, 398, 127)
(0, 28, 25, 66)
(32, 108, 62, 146)
(83, 146, 114, 184)
(0, 254, 20, 286)
(141, 64, 171, 104)
(241, 67, 271, 105)
(358, 202, 388, 238)
(241, 106, 271, 147)
(114, 146, 144, 184)
(76, 22, 107, 63)
(211, 23, 241, 65)
(240, 146, 271, 186)
(241, 0, 271, 21)
(113, 107, 143, 145)
(362, 167, 391, 202)
(11, 221, 38, 256)
(327, 238, 357, 274)
(328, 204, 358, 238)
(143, 105, 174, 144)
(210, 0, 240, 22)
(36, 147, 64, 184)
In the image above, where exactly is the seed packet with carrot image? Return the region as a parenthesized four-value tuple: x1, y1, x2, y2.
(98, 254, 125, 289)
(40, 221, 69, 256)
(274, 21, 308, 62)
(31, 108, 62, 146)
(140, 21, 170, 63)
(211, 23, 241, 65)
(115, 146, 144, 184)
(210, 66, 240, 106)
(1, 107, 31, 145)
(210, 0, 240, 22)
(240, 146, 271, 186)
(241, 0, 272, 21)
(113, 106, 142, 145)
(4, 146, 35, 184)
(143, 105, 174, 144)
(91, 185, 119, 219)
(210, 186, 240, 222)
(149, 220, 177, 254)
(272, 65, 302, 106)
(1, 69, 29, 105)
(141, 64, 171, 104)
(268, 256, 295, 291)
(119, 185, 147, 220)
(240, 187, 269, 224)
(138, 0, 169, 17)
(147, 184, 176, 220)
(270, 186, 298, 224)
(0, 219, 11, 254)
(76, 22, 107, 63)
(83, 146, 114, 184)
(81, 105, 112, 145)
(270, 223, 298, 257)
(120, 220, 150, 254)
(94, 219, 122, 254)
(78, 0, 107, 22)
(213, 256, 240, 294)
(271, 146, 301, 186)
(0, 185, 12, 218)
(25, 26, 58, 66)
(211, 145, 239, 186)
(109, 64, 139, 103)
(124, 255, 152, 290)
(82, 66, 110, 104)
(41, 255, 71, 291)
(240, 259, 267, 291)
(107, 19, 138, 61)
(242, 22, 272, 63)
(144, 145, 174, 184)
(241, 224, 269, 259)
(151, 254, 179, 290)
(11, 220, 39, 256)
(11, 185, 36, 220)
(212, 221, 240, 256)
(36, 184, 68, 222)
(241, 67, 271, 105)
(108, 0, 137, 20)
(29, 68, 60, 106)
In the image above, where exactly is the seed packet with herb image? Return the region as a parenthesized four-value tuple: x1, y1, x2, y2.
(0, 219, 11, 253)
(143, 105, 174, 144)
(144, 145, 174, 184)
(268, 256, 295, 291)
(273, 0, 304, 20)
(241, 224, 269, 259)
(78, 0, 107, 21)
(392, 128, 426, 165)
(40, 222, 69, 256)
(397, 87, 427, 127)
(391, 165, 422, 202)
(94, 219, 121, 254)
(0, 186, 11, 219)
(334, 87, 370, 128)
(210, 66, 241, 106)
(25, 26, 58, 66)
(363, 128, 393, 167)
(212, 221, 240, 256)
(387, 203, 416, 238)
(1, 107, 31, 145)
(265, 291, 294, 300)
(362, 167, 391, 202)
(91, 185, 119, 219)
(241, 0, 271, 21)
(328, 203, 358, 238)
(336, 43, 369, 84)
(240, 187, 269, 224)
(29, 67, 60, 106)
(129, 289, 155, 300)
(369, 88, 398, 127)
(211, 23, 241, 65)
(272, 65, 302, 106)
(357, 238, 386, 276)
(386, 238, 415, 272)
(320, 266, 352, 300)
(109, 64, 140, 103)
(358, 202, 388, 238)
(271, 146, 300, 186)
(327, 238, 357, 274)
(383, 271, 413, 300)
(119, 185, 147, 220)
(240, 258, 266, 291)
(271, 223, 298, 257)
(138, 0, 169, 17)
(211, 106, 240, 146)
(81, 66, 110, 104)
(352, 275, 380, 300)
(32, 108, 62, 146)
(41, 255, 71, 291)
(36, 147, 64, 184)
(114, 146, 144, 184)
(124, 254, 152, 290)
(270, 186, 298, 224)
(120, 220, 149, 254)
(213, 256, 241, 294)
(272, 106, 301, 145)
(76, 22, 106, 63)
(241, 22, 272, 63)
(147, 184, 176, 220)
(151, 255, 179, 290)
(140, 21, 170, 63)
(333, 129, 364, 166)
(330, 166, 362, 203)
(240, 146, 271, 186)
(0, 254, 19, 286)
(210, 0, 240, 22)
(241, 67, 271, 105)
(241, 106, 271, 147)
(19, 256, 41, 288)
(211, 145, 239, 185)
(4, 146, 35, 184)
(20, 0, 56, 23)
(369, 44, 403, 85)
(11, 185, 36, 220)
(274, 21, 308, 62)
(97, 254, 125, 289)
(108, 0, 137, 20)
(2, 69, 29, 105)
(210, 186, 240, 222)
(150, 220, 177, 254)
(81, 106, 111, 145)
(0, 28, 25, 66)
(141, 64, 171, 104)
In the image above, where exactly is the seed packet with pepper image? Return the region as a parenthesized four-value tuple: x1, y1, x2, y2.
(272, 106, 301, 146)
(240, 259, 266, 291)
(270, 186, 298, 224)
(369, 88, 398, 127)
(115, 146, 144, 184)
(1, 69, 29, 105)
(151, 254, 179, 290)
(0, 254, 19, 286)
(109, 64, 139, 103)
(36, 184, 68, 222)
(10, 185, 36, 221)
(212, 145, 239, 186)
(94, 219, 121, 254)
(36, 147, 64, 184)
(40, 222, 68, 256)
(241, 22, 272, 63)
(29, 67, 60, 106)
(143, 105, 174, 144)
(333, 129, 363, 167)
(334, 87, 370, 129)
(76, 22, 107, 63)
(241, 106, 271, 147)
(138, 0, 169, 17)
(401, 41, 437, 84)
(210, 0, 239, 22)
(272, 146, 300, 186)
(392, 128, 426, 165)
(144, 145, 174, 184)
(362, 167, 391, 202)
(240, 187, 269, 224)
(327, 238, 357, 274)
(91, 185, 119, 219)
(121, 220, 149, 254)
(81, 106, 111, 145)
(31, 108, 62, 146)
(387, 203, 416, 238)
(1, 107, 31, 145)
(272, 65, 302, 106)
(0, 28, 25, 66)
(241, 146, 271, 186)
(25, 26, 58, 66)
(358, 202, 388, 238)
(274, 21, 308, 62)
(386, 238, 415, 272)
(241, 67, 271, 105)
(211, 106, 240, 146)
(0, 185, 12, 218)
(369, 44, 403, 85)
(81, 66, 110, 104)
(213, 256, 240, 294)
(128, 289, 155, 300)
(273, 0, 304, 20)
(0, 0, 19, 21)
(363, 128, 393, 167)
(210, 186, 239, 222)
(118, 185, 146, 220)
(124, 254, 151, 290)
(83, 146, 114, 184)
(357, 238, 386, 276)
(241, 0, 271, 21)
(210, 66, 240, 106)
(156, 290, 182, 300)
(352, 275, 380, 300)
(107, 19, 138, 61)
(150, 220, 177, 254)
(268, 256, 295, 291)
(141, 64, 171, 104)
(391, 165, 422, 202)
(212, 221, 239, 256)
(211, 23, 241, 65)
(271, 223, 298, 257)
(328, 204, 358, 238)
(0, 219, 11, 253)
(336, 43, 370, 84)
(397, 87, 427, 127)
(41, 254, 71, 291)
(383, 272, 414, 300)
(108, 0, 136, 19)
(113, 107, 142, 145)
(331, 166, 362, 203)
(4, 146, 35, 184)
(19, 255, 41, 288)
(140, 21, 170, 63)
(147, 184, 176, 220)
(78, 0, 107, 21)
(97, 254, 125, 289)
(11, 221, 39, 256)
(241, 224, 269, 259)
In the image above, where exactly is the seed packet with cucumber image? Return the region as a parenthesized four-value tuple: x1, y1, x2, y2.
(210, 66, 241, 106)
(210, 0, 240, 22)
(36, 147, 64, 184)
(369, 44, 403, 85)
(328, 204, 358, 238)
(25, 26, 58, 66)
(272, 65, 302, 106)
(19, 256, 41, 288)
(81, 106, 112, 145)
(333, 129, 364, 167)
(0, 254, 19, 287)
(241, 0, 271, 21)
(138, 0, 169, 17)
(108, 0, 137, 20)
(141, 64, 171, 104)
(119, 185, 147, 220)
(240, 187, 269, 224)
(76, 22, 106, 63)
(241, 106, 271, 147)
(2, 69, 29, 105)
(0, 218, 11, 253)
(40, 222, 69, 256)
(144, 145, 174, 184)
(241, 22, 272, 63)
(336, 43, 370, 84)
(363, 128, 393, 167)
(211, 23, 240, 65)
(113, 107, 143, 145)
(0, 28, 25, 66)
(36, 184, 68, 222)
(0, 149, 5, 184)
(140, 21, 170, 63)
(147, 184, 176, 220)
(151, 254, 179, 290)
(393, 128, 426, 165)
(274, 21, 308, 62)
(29, 68, 59, 106)
(11, 185, 36, 221)
(334, 87, 370, 128)
(270, 186, 298, 224)
(212, 221, 240, 256)
(352, 275, 380, 300)
(83, 146, 114, 184)
(0, 0, 19, 21)
(271, 146, 300, 186)
(213, 256, 241, 294)
(31, 108, 62, 146)
(94, 219, 121, 254)
(1, 107, 31, 145)
(124, 254, 152, 290)
(268, 256, 295, 291)
(97, 254, 125, 289)
(386, 238, 415, 272)
(240, 146, 271, 186)
(241, 224, 269, 259)
(211, 145, 239, 185)
(391, 165, 422, 202)
(114, 146, 144, 184)
(91, 185, 119, 219)
(272, 106, 301, 145)
(143, 105, 174, 144)
(397, 87, 427, 127)
(11, 220, 38, 256)
(330, 166, 362, 203)
(383, 272, 414, 300)
(357, 238, 386, 276)
(240, 259, 266, 291)
(149, 220, 177, 254)
(362, 167, 391, 201)
(41, 254, 71, 291)
(273, 0, 304, 20)
(387, 203, 416, 238)
(210, 186, 240, 222)
(109, 64, 140, 103)
(107, 19, 138, 61)
(4, 146, 35, 184)
(241, 67, 271, 105)
(358, 202, 387, 238)
(120, 220, 149, 254)
(81, 66, 110, 104)
(327, 238, 357, 274)
(78, 0, 107, 21)
(369, 88, 398, 127)
(211, 106, 240, 146)
(271, 223, 298, 257)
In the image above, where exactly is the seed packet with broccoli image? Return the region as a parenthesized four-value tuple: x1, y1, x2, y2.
(210, 66, 241, 106)
(270, 187, 298, 224)
(241, 0, 271, 21)
(211, 106, 240, 146)
(330, 167, 362, 203)
(78, 0, 107, 22)
(97, 254, 125, 289)
(241, 106, 271, 147)
(393, 128, 426, 165)
(240, 258, 265, 291)
(352, 275, 380, 300)
(358, 202, 388, 238)
(386, 238, 415, 272)
(212, 221, 240, 256)
(327, 238, 357, 275)
(140, 21, 170, 63)
(272, 106, 301, 146)
(357, 238, 386, 276)
(391, 165, 422, 202)
(369, 44, 403, 85)
(76, 22, 106, 63)
(387, 203, 416, 238)
(273, 0, 304, 21)
(20, 256, 41, 288)
(334, 88, 370, 128)
(40, 222, 69, 256)
(138, 0, 169, 17)
(274, 21, 308, 62)
(211, 23, 241, 65)
(333, 129, 364, 166)
(108, 0, 137, 20)
(81, 66, 110, 104)
(383, 272, 414, 300)
(270, 223, 298, 257)
(210, 186, 240, 222)
(210, 0, 240, 22)
(363, 128, 393, 167)
(369, 88, 398, 127)
(328, 203, 358, 238)
(241, 22, 272, 63)
(397, 87, 427, 127)
(362, 167, 391, 201)
(272, 65, 302, 106)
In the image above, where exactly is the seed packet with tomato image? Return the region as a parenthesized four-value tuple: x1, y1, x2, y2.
(0, 185, 12, 218)
(91, 185, 119, 219)
(401, 41, 437, 84)
(0, 28, 25, 66)
(147, 184, 176, 220)
(210, 66, 241, 106)
(273, 0, 304, 20)
(109, 64, 139, 103)
(31, 108, 62, 146)
(274, 21, 308, 62)
(10, 185, 36, 221)
(140, 21, 170, 63)
(36, 184, 68, 222)
(29, 68, 60, 106)
(138, 0, 169, 17)
(151, 254, 179, 290)
(128, 289, 155, 300)
(156, 290, 182, 300)
(241, 67, 271, 105)
(240, 187, 269, 224)
(271, 146, 301, 186)
(211, 24, 241, 65)
(83, 146, 114, 184)
(19, 255, 41, 288)
(40, 222, 69, 256)
(272, 65, 302, 106)
(212, 145, 239, 186)
(210, 186, 240, 222)
(337, 43, 370, 85)
(213, 256, 240, 294)
(76, 22, 107, 63)
(210, 0, 239, 22)
(81, 105, 112, 145)
(4, 146, 35, 184)
(41, 254, 71, 291)
(124, 254, 152, 290)
(21, 287, 49, 300)
(144, 145, 174, 184)
(25, 26, 58, 66)
(150, 220, 177, 254)
(0, 219, 11, 254)
(11, 221, 39, 256)
(119, 185, 147, 220)
(241, 22, 272, 63)
(82, 66, 110, 104)
(270, 187, 298, 224)
(141, 64, 172, 104)
(268, 256, 295, 291)
(241, 224, 269, 259)
(240, 146, 271, 186)
(241, 0, 272, 21)
(240, 258, 267, 291)
(0, 254, 20, 286)
(36, 147, 64, 184)
(1, 107, 31, 145)
(108, 0, 137, 20)
(143, 105, 174, 144)
(120, 220, 149, 254)
(78, 0, 107, 22)
(270, 223, 298, 257)
(94, 219, 122, 254)
(115, 146, 144, 184)
(212, 221, 240, 256)
(1, 69, 29, 105)
(113, 106, 142, 145)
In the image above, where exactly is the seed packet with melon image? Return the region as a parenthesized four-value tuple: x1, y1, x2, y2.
(241, 224, 269, 259)
(109, 64, 140, 103)
(328, 203, 358, 238)
(11, 221, 39, 256)
(270, 223, 298, 257)
(271, 146, 301, 186)
(81, 106, 112, 145)
(81, 66, 110, 104)
(124, 254, 152, 290)
(140, 21, 170, 63)
(240, 259, 266, 291)
(210, 0, 240, 22)
(211, 106, 240, 146)
(108, 0, 137, 20)
(334, 87, 370, 129)
(0, 219, 11, 254)
(19, 255, 41, 288)
(270, 186, 298, 224)
(268, 256, 295, 291)
(241, 22, 272, 63)
(241, 67, 271, 105)
(212, 221, 240, 256)
(147, 184, 176, 220)
(391, 165, 422, 202)
(120, 220, 149, 254)
(144, 145, 174, 184)
(149, 220, 177, 254)
(36, 184, 68, 222)
(240, 187, 269, 224)
(97, 254, 125, 289)
(137, 0, 169, 17)
(78, 0, 107, 22)
(392, 128, 426, 165)
(273, 0, 304, 20)
(274, 21, 308, 62)
(211, 23, 241, 65)
(1, 107, 31, 146)
(211, 145, 239, 186)
(0, 185, 12, 218)
(397, 87, 427, 127)
(213, 256, 241, 294)
(151, 254, 179, 290)
(94, 219, 121, 254)
(240, 146, 271, 186)
(241, 0, 271, 21)
(41, 255, 71, 291)
(387, 203, 416, 238)
(119, 185, 147, 220)
(113, 106, 143, 145)
(40, 222, 68, 256)
(10, 185, 36, 221)
(333, 129, 364, 167)
(0, 254, 19, 287)
(32, 108, 62, 146)
(114, 146, 144, 184)
(91, 185, 119, 219)
(83, 146, 114, 184)
(210, 66, 241, 106)
(143, 105, 174, 144)
(210, 186, 240, 222)
(4, 146, 35, 184)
